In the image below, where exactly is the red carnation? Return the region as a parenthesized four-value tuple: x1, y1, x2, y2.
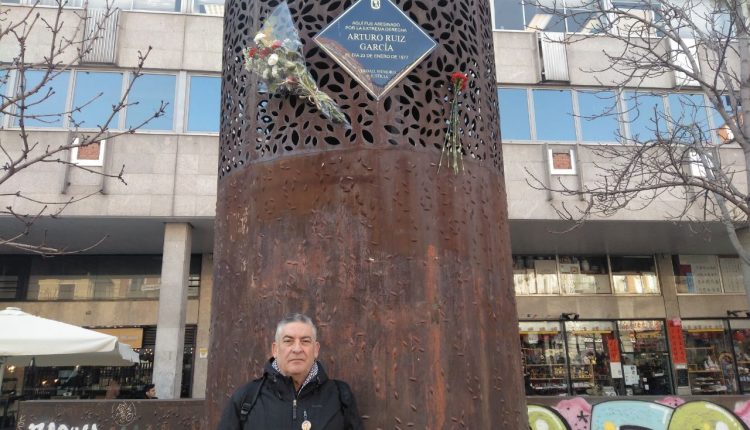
(450, 72, 469, 91)
(247, 47, 258, 57)
(259, 47, 272, 58)
(271, 40, 283, 49)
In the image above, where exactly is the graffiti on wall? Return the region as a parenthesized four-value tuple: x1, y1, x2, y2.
(528, 397, 750, 430)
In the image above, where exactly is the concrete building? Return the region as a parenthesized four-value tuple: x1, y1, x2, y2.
(0, 0, 747, 413)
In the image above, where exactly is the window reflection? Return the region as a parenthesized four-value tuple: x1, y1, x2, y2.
(494, 0, 525, 30)
(132, 0, 180, 12)
(17, 71, 71, 128)
(191, 0, 223, 14)
(533, 89, 576, 141)
(668, 93, 710, 143)
(498, 88, 531, 140)
(25, 255, 200, 301)
(125, 73, 175, 131)
(610, 256, 659, 294)
(578, 90, 620, 142)
(624, 92, 667, 142)
(72, 71, 124, 129)
(187, 76, 220, 132)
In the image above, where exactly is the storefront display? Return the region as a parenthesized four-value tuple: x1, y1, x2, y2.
(564, 321, 617, 395)
(519, 321, 567, 395)
(682, 319, 737, 394)
(728, 319, 750, 392)
(617, 320, 673, 395)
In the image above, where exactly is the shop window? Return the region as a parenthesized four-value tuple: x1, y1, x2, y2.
(682, 319, 737, 394)
(558, 255, 611, 294)
(493, 0, 525, 30)
(498, 88, 531, 140)
(610, 256, 659, 294)
(533, 89, 576, 141)
(672, 254, 743, 294)
(71, 71, 124, 130)
(617, 320, 673, 395)
(728, 319, 750, 393)
(577, 90, 620, 142)
(125, 73, 175, 131)
(16, 70, 71, 128)
(624, 92, 667, 142)
(186, 76, 220, 132)
(519, 321, 567, 395)
(9, 325, 196, 402)
(25, 255, 201, 301)
(513, 255, 559, 294)
(565, 321, 618, 395)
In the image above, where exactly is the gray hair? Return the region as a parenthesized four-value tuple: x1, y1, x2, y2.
(275, 313, 318, 343)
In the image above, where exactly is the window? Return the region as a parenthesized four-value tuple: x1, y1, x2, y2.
(624, 92, 667, 142)
(498, 88, 531, 140)
(186, 76, 220, 132)
(578, 90, 620, 142)
(126, 73, 175, 131)
(617, 320, 673, 395)
(513, 255, 559, 294)
(533, 89, 576, 141)
(668, 93, 710, 141)
(682, 319, 737, 394)
(524, 0, 566, 32)
(17, 70, 71, 128)
(191, 0, 223, 14)
(26, 255, 201, 301)
(72, 71, 124, 130)
(610, 256, 659, 294)
(493, 0, 525, 30)
(673, 255, 744, 294)
(558, 255, 611, 293)
(132, 0, 180, 12)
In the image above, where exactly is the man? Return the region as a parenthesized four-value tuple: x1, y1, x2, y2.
(143, 384, 158, 399)
(218, 313, 363, 429)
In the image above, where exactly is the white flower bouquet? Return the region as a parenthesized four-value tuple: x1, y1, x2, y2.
(243, 2, 349, 127)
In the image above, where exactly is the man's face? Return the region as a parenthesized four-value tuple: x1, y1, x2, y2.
(146, 388, 157, 398)
(272, 321, 320, 380)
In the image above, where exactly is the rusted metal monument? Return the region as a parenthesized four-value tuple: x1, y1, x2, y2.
(207, 0, 527, 427)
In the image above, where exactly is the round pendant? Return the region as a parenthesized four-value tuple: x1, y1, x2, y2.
(301, 420, 312, 430)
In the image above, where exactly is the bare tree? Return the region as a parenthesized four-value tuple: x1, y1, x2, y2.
(521, 0, 750, 293)
(0, 0, 165, 254)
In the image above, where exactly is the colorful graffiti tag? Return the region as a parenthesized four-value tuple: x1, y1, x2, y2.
(528, 397, 750, 430)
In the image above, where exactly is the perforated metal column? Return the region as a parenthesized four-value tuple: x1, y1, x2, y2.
(208, 0, 526, 427)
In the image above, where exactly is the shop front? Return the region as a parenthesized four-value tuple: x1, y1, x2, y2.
(521, 319, 673, 396)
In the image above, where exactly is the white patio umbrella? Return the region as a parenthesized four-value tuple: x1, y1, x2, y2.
(0, 307, 140, 391)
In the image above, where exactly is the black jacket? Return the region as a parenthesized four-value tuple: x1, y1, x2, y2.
(218, 359, 364, 430)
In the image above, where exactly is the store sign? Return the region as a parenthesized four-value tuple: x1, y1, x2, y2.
(667, 319, 687, 365)
(314, 0, 437, 99)
(93, 327, 143, 348)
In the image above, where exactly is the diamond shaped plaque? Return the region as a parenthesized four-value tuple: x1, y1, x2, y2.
(314, 0, 437, 100)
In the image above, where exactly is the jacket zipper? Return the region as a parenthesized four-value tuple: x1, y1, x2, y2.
(293, 399, 297, 420)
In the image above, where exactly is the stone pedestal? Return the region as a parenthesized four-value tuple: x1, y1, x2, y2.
(207, 0, 526, 426)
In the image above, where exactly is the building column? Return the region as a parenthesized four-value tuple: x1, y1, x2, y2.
(153, 222, 192, 399)
(656, 254, 680, 318)
(191, 253, 213, 398)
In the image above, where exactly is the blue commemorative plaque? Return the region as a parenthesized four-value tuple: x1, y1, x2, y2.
(314, 0, 437, 100)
